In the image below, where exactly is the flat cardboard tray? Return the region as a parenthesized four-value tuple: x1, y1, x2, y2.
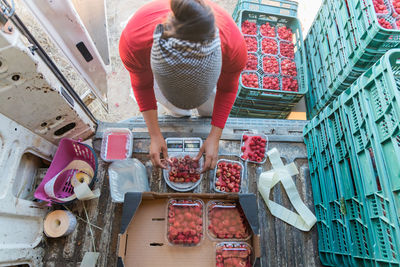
(117, 192, 261, 267)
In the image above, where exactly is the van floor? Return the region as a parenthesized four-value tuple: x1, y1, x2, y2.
(42, 118, 323, 267)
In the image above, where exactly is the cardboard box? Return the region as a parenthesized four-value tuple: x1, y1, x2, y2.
(118, 192, 261, 267)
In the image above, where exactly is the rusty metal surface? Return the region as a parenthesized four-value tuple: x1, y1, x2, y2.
(43, 119, 323, 267)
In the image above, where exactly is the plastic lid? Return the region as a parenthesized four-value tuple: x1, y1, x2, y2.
(100, 128, 133, 162)
(166, 199, 204, 246)
(213, 159, 244, 193)
(207, 201, 251, 241)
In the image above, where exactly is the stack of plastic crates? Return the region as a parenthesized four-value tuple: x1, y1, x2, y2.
(305, 0, 400, 118)
(303, 49, 400, 267)
(230, 0, 308, 119)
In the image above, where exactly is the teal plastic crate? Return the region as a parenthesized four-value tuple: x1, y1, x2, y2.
(304, 49, 400, 267)
(304, 0, 400, 118)
(232, 0, 298, 22)
(231, 9, 307, 118)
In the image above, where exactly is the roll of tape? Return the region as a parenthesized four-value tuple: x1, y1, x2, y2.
(71, 172, 91, 187)
(44, 210, 77, 238)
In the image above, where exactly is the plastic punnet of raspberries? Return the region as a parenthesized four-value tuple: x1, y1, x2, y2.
(168, 155, 201, 183)
(244, 37, 257, 52)
(278, 26, 293, 41)
(241, 20, 257, 35)
(216, 242, 252, 267)
(245, 54, 258, 70)
(242, 73, 259, 88)
(281, 59, 298, 76)
(378, 18, 393, 29)
(240, 135, 267, 162)
(373, 0, 389, 13)
(214, 160, 243, 193)
(282, 77, 299, 92)
(207, 201, 250, 240)
(280, 41, 295, 59)
(263, 56, 279, 74)
(167, 199, 203, 246)
(261, 38, 278, 55)
(263, 76, 280, 90)
(260, 22, 276, 37)
(393, 0, 400, 14)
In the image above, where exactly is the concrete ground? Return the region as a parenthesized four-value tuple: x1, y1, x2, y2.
(104, 0, 322, 122)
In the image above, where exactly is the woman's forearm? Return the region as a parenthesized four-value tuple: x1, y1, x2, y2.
(142, 110, 162, 138)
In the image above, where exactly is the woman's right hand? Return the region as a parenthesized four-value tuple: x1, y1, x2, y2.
(150, 133, 169, 169)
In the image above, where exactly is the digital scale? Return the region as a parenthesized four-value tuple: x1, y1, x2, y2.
(164, 137, 203, 192)
(166, 137, 202, 153)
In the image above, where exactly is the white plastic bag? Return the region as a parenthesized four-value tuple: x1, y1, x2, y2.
(108, 158, 149, 202)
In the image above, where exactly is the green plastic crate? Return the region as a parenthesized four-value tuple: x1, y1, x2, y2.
(304, 0, 400, 118)
(231, 9, 307, 118)
(304, 49, 400, 267)
(232, 0, 298, 22)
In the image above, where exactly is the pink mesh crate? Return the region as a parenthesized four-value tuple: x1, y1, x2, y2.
(34, 138, 98, 204)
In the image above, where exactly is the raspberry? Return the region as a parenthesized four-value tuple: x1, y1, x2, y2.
(240, 135, 267, 162)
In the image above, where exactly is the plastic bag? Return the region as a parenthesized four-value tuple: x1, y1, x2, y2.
(108, 158, 149, 202)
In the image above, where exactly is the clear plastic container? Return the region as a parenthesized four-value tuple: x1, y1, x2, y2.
(163, 153, 203, 192)
(108, 158, 149, 203)
(100, 128, 133, 162)
(213, 159, 244, 193)
(166, 198, 204, 246)
(207, 201, 251, 241)
(239, 132, 268, 164)
(215, 242, 253, 267)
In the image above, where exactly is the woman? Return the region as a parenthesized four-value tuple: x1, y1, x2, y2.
(119, 0, 247, 172)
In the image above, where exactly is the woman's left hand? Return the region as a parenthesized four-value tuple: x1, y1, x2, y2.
(194, 126, 223, 173)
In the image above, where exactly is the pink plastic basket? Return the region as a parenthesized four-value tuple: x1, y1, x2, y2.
(34, 138, 98, 204)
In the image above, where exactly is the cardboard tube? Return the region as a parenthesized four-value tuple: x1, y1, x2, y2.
(44, 210, 77, 238)
(71, 172, 91, 187)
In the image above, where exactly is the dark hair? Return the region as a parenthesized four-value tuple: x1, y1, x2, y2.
(163, 0, 216, 42)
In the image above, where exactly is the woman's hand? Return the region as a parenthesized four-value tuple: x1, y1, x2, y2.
(194, 126, 223, 173)
(149, 133, 169, 169)
(142, 110, 169, 169)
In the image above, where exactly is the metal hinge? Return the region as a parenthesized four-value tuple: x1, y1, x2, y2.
(0, 0, 15, 34)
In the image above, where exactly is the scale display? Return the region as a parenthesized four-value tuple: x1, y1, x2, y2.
(166, 138, 202, 152)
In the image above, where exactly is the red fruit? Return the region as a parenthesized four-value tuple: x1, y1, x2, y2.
(241, 146, 246, 152)
(260, 22, 275, 37)
(261, 38, 278, 55)
(243, 135, 248, 141)
(241, 73, 259, 88)
(241, 20, 257, 35)
(378, 18, 393, 29)
(280, 41, 295, 59)
(373, 0, 389, 13)
(278, 26, 293, 41)
(263, 76, 279, 90)
(282, 77, 298, 91)
(244, 37, 257, 52)
(393, 0, 400, 14)
(245, 53, 258, 70)
(263, 56, 279, 74)
(281, 59, 297, 76)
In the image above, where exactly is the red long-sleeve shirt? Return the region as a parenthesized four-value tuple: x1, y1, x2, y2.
(119, 0, 247, 128)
